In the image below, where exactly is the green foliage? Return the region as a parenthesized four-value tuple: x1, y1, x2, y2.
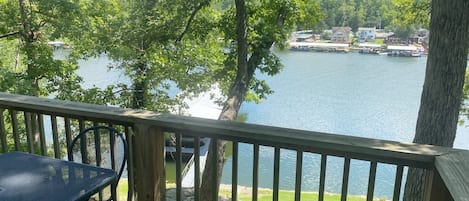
(216, 0, 321, 103)
(460, 72, 469, 124)
(314, 0, 393, 31)
(386, 23, 416, 39)
(63, 0, 225, 112)
(0, 0, 83, 96)
(383, 0, 429, 40)
(391, 0, 430, 28)
(218, 187, 370, 201)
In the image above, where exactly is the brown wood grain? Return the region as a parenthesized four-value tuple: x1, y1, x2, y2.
(2, 92, 469, 200)
(134, 124, 166, 201)
(0, 92, 457, 167)
(435, 151, 469, 201)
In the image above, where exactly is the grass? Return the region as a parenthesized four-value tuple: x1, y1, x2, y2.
(365, 38, 384, 46)
(116, 180, 385, 201)
(117, 179, 129, 201)
(219, 187, 369, 201)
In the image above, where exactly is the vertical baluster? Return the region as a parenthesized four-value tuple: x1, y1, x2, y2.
(176, 133, 182, 201)
(273, 147, 280, 201)
(232, 141, 239, 201)
(51, 115, 60, 158)
(10, 110, 20, 151)
(24, 112, 33, 153)
(109, 123, 116, 170)
(319, 154, 327, 201)
(295, 151, 303, 201)
(93, 122, 102, 166)
(65, 118, 76, 184)
(38, 114, 46, 155)
(78, 120, 91, 182)
(125, 126, 135, 201)
(93, 122, 103, 201)
(211, 139, 219, 201)
(341, 158, 351, 201)
(194, 136, 200, 201)
(0, 108, 8, 152)
(393, 165, 404, 201)
(109, 124, 117, 201)
(252, 143, 259, 201)
(366, 161, 377, 201)
(65, 118, 72, 155)
(78, 119, 87, 163)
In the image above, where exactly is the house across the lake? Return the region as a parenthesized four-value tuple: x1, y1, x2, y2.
(331, 27, 352, 43)
(357, 27, 376, 42)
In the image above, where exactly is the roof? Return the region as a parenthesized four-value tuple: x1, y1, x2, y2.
(296, 34, 313, 39)
(332, 27, 352, 33)
(358, 43, 382, 48)
(289, 42, 349, 48)
(47, 41, 65, 45)
(387, 45, 418, 51)
(358, 27, 376, 31)
(376, 32, 394, 38)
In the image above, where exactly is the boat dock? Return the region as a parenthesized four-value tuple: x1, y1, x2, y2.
(177, 86, 222, 188)
(358, 43, 382, 54)
(386, 45, 423, 57)
(289, 42, 350, 53)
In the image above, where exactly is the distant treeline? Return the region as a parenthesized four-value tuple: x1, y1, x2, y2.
(314, 0, 394, 31)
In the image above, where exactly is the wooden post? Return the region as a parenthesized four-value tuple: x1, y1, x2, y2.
(134, 124, 166, 201)
(423, 169, 454, 201)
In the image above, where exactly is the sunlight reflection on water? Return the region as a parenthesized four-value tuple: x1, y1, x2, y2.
(222, 50, 468, 199)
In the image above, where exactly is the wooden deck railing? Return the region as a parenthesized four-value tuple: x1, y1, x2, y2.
(0, 92, 468, 201)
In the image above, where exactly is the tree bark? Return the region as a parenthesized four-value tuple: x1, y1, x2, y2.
(199, 0, 248, 200)
(18, 0, 42, 150)
(403, 0, 469, 200)
(199, 1, 288, 199)
(132, 58, 148, 109)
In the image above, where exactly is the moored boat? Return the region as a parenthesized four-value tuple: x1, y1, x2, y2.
(358, 43, 382, 54)
(165, 136, 210, 161)
(288, 42, 350, 53)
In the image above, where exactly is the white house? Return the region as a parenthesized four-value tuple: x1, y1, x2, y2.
(357, 27, 376, 42)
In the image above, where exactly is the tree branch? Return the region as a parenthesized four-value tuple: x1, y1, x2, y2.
(0, 31, 20, 39)
(175, 1, 210, 43)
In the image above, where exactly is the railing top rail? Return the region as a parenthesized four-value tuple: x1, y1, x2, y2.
(435, 150, 469, 201)
(0, 92, 459, 167)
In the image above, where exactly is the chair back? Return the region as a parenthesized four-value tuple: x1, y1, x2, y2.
(67, 126, 127, 200)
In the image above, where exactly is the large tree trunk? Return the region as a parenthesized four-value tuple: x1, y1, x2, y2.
(403, 0, 469, 200)
(199, 0, 249, 200)
(18, 0, 40, 97)
(132, 68, 147, 109)
(199, 0, 288, 199)
(19, 0, 42, 151)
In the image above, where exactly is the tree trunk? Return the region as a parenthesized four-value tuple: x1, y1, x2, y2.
(18, 0, 40, 97)
(199, 1, 288, 199)
(132, 60, 148, 109)
(18, 0, 42, 150)
(403, 0, 469, 200)
(199, 0, 248, 200)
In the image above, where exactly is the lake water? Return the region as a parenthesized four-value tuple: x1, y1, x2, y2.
(67, 49, 469, 199)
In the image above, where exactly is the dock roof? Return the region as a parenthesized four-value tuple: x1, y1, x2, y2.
(387, 45, 418, 51)
(358, 43, 382, 48)
(289, 42, 349, 48)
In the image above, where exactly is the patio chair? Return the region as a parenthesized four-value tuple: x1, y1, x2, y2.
(68, 126, 128, 201)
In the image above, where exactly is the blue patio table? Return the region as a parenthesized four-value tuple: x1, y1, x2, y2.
(0, 151, 117, 201)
